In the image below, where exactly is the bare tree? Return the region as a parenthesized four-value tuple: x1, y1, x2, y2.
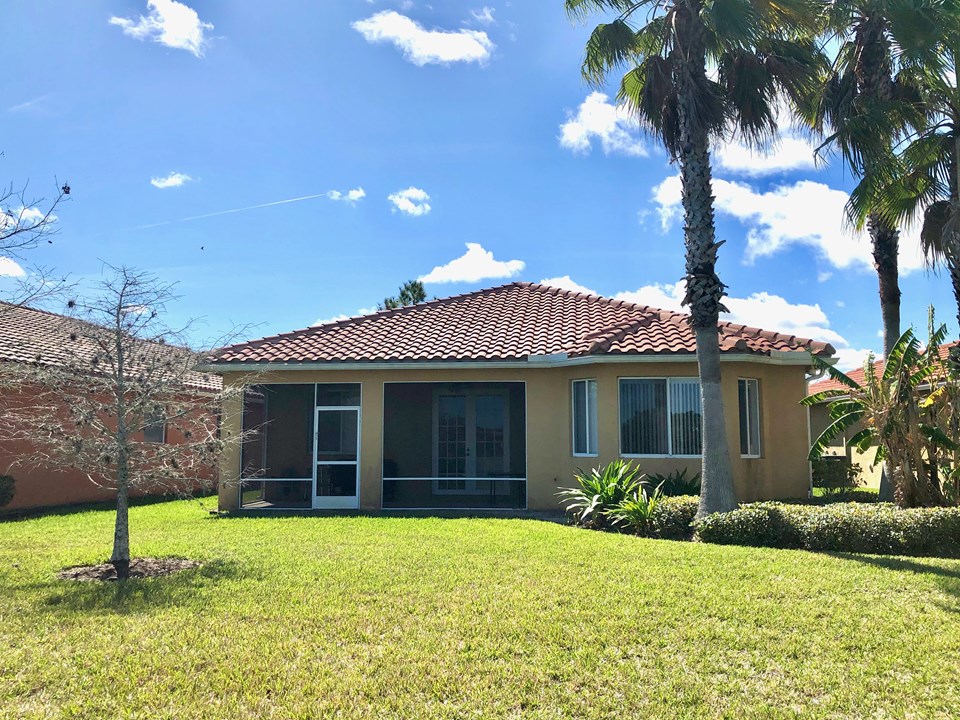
(0, 177, 71, 308)
(0, 266, 248, 579)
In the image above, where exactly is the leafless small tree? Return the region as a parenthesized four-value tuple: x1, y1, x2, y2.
(0, 266, 250, 579)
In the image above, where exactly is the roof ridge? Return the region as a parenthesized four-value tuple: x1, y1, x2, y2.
(222, 282, 532, 354)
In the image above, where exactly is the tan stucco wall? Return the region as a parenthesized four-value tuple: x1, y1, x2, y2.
(807, 403, 882, 488)
(218, 360, 814, 512)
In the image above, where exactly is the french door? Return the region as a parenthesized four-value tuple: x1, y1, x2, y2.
(313, 405, 360, 509)
(432, 389, 509, 493)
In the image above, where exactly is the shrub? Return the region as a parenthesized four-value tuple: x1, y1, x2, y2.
(557, 460, 644, 529)
(0, 475, 14, 508)
(648, 468, 701, 497)
(648, 495, 699, 540)
(694, 502, 960, 557)
(812, 457, 863, 497)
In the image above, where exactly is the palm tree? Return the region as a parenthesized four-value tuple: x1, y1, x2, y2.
(848, 50, 960, 332)
(811, 0, 951, 502)
(812, 0, 949, 357)
(566, 0, 823, 517)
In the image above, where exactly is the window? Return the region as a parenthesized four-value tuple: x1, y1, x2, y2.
(143, 406, 166, 444)
(738, 378, 761, 457)
(619, 378, 702, 456)
(572, 379, 598, 456)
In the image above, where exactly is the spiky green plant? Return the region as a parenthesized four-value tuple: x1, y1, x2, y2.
(557, 460, 645, 528)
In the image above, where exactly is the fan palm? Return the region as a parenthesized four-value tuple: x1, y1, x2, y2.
(847, 50, 960, 332)
(565, 0, 823, 517)
(811, 0, 950, 358)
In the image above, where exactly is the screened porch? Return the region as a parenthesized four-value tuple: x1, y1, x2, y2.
(382, 382, 527, 509)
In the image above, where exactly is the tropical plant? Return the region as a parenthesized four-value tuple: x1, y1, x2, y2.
(648, 468, 702, 496)
(557, 459, 645, 528)
(566, 0, 824, 517)
(802, 324, 957, 507)
(608, 482, 666, 534)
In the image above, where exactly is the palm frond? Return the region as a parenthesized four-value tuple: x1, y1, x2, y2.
(581, 20, 640, 85)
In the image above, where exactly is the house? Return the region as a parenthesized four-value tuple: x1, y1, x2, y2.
(0, 302, 222, 511)
(210, 282, 834, 513)
(807, 341, 959, 488)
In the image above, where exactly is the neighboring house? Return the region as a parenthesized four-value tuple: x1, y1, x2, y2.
(807, 342, 959, 489)
(211, 282, 834, 513)
(0, 302, 222, 511)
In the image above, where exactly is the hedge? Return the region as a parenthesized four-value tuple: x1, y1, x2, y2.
(694, 502, 960, 557)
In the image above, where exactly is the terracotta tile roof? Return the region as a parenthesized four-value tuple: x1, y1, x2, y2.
(0, 302, 221, 392)
(809, 341, 959, 395)
(212, 282, 835, 366)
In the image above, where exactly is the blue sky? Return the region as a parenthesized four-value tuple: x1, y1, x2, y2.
(3, 0, 955, 367)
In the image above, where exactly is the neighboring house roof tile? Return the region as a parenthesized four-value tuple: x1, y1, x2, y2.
(212, 282, 835, 365)
(809, 341, 960, 395)
(0, 302, 221, 392)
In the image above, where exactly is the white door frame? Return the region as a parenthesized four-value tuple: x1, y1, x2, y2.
(313, 405, 361, 510)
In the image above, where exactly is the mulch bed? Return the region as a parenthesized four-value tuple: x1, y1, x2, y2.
(57, 557, 200, 581)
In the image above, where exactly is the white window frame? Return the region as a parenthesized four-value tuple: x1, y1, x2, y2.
(571, 378, 599, 457)
(618, 377, 702, 458)
(738, 377, 762, 458)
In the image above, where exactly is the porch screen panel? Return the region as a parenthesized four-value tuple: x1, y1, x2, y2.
(242, 384, 314, 479)
(475, 394, 506, 477)
(620, 379, 668, 455)
(669, 379, 702, 456)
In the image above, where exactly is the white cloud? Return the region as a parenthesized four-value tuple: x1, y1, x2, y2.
(614, 281, 875, 369)
(715, 135, 818, 176)
(313, 306, 377, 326)
(713, 100, 818, 176)
(419, 242, 524, 283)
(352, 11, 494, 66)
(150, 171, 192, 189)
(651, 175, 925, 273)
(388, 186, 432, 216)
(0, 206, 55, 236)
(0, 257, 26, 277)
(559, 92, 647, 157)
(539, 275, 597, 295)
(327, 187, 366, 204)
(470, 7, 496, 24)
(109, 0, 213, 58)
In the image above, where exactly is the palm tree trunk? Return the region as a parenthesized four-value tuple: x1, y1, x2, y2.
(868, 213, 900, 502)
(674, 6, 736, 519)
(868, 214, 901, 358)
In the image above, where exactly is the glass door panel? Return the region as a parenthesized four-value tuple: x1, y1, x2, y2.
(474, 394, 506, 477)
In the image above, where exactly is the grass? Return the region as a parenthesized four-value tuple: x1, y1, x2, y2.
(2, 501, 960, 719)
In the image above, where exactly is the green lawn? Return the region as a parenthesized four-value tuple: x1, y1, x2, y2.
(2, 500, 960, 719)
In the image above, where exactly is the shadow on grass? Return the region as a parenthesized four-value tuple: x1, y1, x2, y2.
(28, 558, 247, 616)
(0, 493, 218, 523)
(831, 552, 960, 614)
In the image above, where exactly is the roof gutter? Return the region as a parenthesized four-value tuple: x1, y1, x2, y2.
(202, 350, 825, 374)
